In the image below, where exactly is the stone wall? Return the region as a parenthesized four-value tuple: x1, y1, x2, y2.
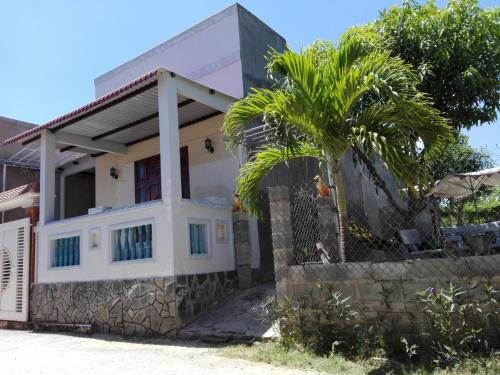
(175, 270, 237, 327)
(30, 271, 236, 337)
(287, 256, 500, 325)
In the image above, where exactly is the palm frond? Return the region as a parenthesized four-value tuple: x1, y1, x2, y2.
(237, 143, 323, 216)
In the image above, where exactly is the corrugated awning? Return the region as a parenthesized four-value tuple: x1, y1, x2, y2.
(2, 68, 232, 168)
(3, 69, 162, 145)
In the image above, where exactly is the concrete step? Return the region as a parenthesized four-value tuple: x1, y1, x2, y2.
(29, 321, 93, 335)
(179, 282, 277, 344)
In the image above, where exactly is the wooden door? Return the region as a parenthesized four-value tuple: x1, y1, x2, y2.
(180, 146, 190, 199)
(135, 148, 190, 203)
(135, 155, 161, 203)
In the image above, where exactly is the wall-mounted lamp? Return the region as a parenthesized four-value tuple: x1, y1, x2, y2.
(205, 137, 214, 153)
(110, 167, 118, 179)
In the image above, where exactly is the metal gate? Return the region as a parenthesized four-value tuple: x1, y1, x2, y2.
(0, 218, 30, 322)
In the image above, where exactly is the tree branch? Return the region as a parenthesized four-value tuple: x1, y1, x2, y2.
(352, 144, 408, 217)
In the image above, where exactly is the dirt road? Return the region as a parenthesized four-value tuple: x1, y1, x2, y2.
(0, 330, 321, 375)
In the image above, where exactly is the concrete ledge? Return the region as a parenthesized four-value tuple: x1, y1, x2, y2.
(290, 254, 500, 282)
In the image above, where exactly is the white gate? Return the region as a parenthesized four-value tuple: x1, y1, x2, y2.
(0, 218, 30, 322)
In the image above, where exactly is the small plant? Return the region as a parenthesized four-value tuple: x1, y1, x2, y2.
(400, 337, 418, 361)
(416, 284, 483, 367)
(260, 295, 311, 350)
(482, 282, 500, 343)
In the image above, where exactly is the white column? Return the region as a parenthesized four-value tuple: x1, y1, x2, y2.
(39, 129, 56, 224)
(157, 73, 182, 203)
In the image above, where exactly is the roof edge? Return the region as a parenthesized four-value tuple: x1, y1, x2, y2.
(3, 69, 164, 145)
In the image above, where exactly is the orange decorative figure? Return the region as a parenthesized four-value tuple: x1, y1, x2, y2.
(313, 175, 331, 197)
(232, 191, 246, 212)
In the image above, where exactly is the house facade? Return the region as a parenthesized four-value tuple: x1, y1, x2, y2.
(1, 4, 286, 335)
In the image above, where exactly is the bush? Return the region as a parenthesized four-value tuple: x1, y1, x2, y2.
(261, 282, 378, 359)
(416, 284, 483, 366)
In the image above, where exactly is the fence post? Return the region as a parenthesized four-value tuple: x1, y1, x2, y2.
(268, 186, 295, 300)
(316, 197, 341, 262)
(233, 211, 252, 289)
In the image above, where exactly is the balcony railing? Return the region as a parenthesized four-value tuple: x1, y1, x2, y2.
(52, 236, 80, 267)
(113, 224, 153, 262)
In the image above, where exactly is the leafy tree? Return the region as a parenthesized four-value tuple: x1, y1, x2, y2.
(223, 38, 451, 261)
(345, 0, 500, 131)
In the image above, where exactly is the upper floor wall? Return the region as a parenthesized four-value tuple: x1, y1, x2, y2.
(94, 114, 238, 209)
(94, 4, 286, 100)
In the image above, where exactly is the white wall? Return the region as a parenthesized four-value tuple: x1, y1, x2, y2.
(173, 200, 235, 275)
(35, 199, 237, 283)
(94, 4, 244, 99)
(36, 201, 174, 283)
(94, 114, 238, 208)
(179, 114, 238, 203)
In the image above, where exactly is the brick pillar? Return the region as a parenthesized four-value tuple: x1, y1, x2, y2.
(233, 212, 252, 289)
(268, 186, 295, 300)
(317, 197, 341, 262)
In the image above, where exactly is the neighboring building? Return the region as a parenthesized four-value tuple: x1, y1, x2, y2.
(0, 116, 40, 223)
(1, 3, 285, 334)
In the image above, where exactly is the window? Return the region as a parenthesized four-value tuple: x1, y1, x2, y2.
(113, 224, 153, 262)
(189, 222, 209, 255)
(51, 236, 80, 267)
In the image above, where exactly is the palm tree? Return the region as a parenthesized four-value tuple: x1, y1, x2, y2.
(223, 38, 451, 262)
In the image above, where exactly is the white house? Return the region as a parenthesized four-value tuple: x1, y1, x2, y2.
(1, 3, 286, 335)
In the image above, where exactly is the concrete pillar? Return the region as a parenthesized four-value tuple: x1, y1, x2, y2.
(317, 196, 341, 262)
(39, 130, 56, 225)
(158, 73, 182, 203)
(233, 212, 252, 289)
(268, 186, 295, 300)
(157, 73, 182, 273)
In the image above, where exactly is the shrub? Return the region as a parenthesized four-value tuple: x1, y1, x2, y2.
(261, 283, 378, 358)
(416, 284, 492, 367)
(263, 282, 499, 369)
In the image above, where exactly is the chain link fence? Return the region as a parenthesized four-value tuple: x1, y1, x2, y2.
(287, 145, 500, 276)
(290, 183, 321, 264)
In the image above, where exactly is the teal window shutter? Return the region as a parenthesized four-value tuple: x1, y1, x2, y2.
(190, 223, 207, 255)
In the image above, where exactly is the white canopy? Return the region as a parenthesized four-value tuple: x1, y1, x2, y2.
(427, 166, 500, 198)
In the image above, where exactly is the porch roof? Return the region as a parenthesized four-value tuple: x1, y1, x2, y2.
(2, 68, 234, 167)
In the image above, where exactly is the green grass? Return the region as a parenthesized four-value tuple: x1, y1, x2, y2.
(220, 342, 500, 375)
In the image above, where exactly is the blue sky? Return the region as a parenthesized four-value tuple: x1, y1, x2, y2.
(0, 0, 498, 152)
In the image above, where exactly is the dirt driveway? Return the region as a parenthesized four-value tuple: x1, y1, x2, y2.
(0, 330, 320, 375)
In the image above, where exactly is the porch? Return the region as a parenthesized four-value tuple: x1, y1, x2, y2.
(4, 68, 241, 284)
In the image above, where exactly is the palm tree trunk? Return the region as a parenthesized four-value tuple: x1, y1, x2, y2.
(332, 165, 348, 263)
